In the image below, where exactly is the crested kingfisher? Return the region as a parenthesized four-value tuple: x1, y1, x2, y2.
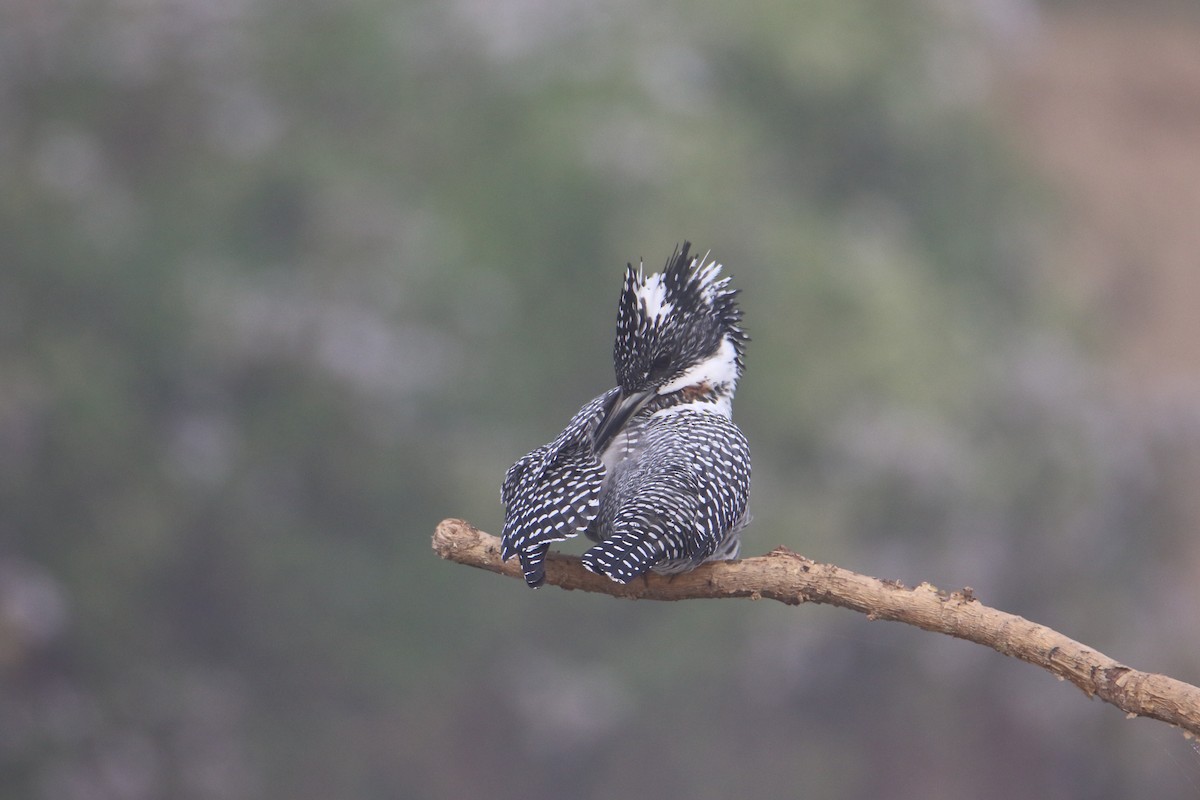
(501, 242, 750, 587)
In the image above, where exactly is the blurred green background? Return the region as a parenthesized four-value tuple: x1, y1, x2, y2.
(3, 1, 1200, 798)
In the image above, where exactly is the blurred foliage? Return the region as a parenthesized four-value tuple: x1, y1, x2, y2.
(1, 0, 1197, 798)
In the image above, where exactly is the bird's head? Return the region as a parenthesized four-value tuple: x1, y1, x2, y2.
(591, 242, 747, 453)
(613, 241, 746, 398)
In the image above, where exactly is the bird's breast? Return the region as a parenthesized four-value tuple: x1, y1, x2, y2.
(598, 423, 644, 476)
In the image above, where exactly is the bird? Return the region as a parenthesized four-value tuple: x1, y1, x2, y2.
(500, 242, 750, 588)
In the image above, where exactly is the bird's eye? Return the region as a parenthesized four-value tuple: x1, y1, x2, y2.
(648, 354, 672, 379)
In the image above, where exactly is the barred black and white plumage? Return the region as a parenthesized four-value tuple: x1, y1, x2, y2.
(501, 242, 750, 588)
(500, 387, 619, 587)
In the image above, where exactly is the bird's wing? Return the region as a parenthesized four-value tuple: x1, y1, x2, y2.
(581, 409, 750, 584)
(500, 387, 620, 587)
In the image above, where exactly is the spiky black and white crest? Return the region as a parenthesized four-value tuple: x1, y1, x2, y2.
(613, 241, 747, 393)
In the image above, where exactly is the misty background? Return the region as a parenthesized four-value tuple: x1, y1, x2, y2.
(3, 1, 1200, 798)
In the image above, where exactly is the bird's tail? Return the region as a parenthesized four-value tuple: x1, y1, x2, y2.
(580, 530, 666, 584)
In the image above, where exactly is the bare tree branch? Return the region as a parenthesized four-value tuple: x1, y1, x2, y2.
(433, 517, 1200, 739)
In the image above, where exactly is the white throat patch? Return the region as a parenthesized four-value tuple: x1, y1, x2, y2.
(657, 336, 740, 398)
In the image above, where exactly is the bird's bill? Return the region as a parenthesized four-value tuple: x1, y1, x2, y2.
(594, 388, 656, 453)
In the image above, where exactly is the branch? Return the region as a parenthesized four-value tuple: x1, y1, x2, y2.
(433, 517, 1200, 739)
